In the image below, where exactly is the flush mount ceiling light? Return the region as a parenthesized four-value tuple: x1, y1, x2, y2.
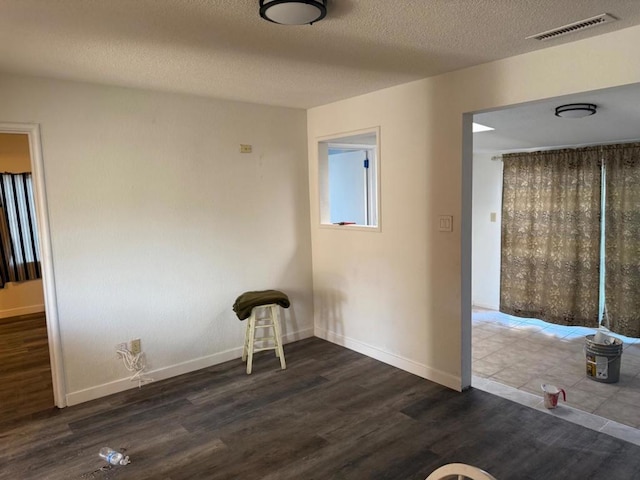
(259, 0, 327, 25)
(555, 103, 597, 118)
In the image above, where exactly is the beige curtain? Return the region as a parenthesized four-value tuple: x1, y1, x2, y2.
(500, 148, 601, 327)
(604, 143, 640, 337)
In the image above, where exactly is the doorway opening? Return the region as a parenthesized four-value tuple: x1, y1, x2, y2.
(0, 123, 64, 415)
(465, 83, 640, 434)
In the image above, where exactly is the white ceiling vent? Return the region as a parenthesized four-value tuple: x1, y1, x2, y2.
(526, 13, 617, 41)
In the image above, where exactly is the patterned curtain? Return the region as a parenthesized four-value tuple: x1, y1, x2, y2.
(500, 148, 601, 327)
(603, 143, 640, 337)
(0, 173, 42, 288)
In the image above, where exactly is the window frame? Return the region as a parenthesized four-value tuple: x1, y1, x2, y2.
(317, 127, 381, 232)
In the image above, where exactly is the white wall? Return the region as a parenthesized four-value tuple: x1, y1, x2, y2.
(0, 74, 313, 405)
(329, 150, 366, 225)
(0, 132, 32, 170)
(0, 132, 45, 316)
(471, 153, 502, 310)
(0, 281, 45, 318)
(308, 24, 640, 390)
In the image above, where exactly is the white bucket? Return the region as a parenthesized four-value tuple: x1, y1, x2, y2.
(541, 384, 566, 409)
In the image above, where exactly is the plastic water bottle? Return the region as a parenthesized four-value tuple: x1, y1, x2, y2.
(99, 447, 124, 465)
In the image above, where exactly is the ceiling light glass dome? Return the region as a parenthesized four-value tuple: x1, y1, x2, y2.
(259, 0, 327, 25)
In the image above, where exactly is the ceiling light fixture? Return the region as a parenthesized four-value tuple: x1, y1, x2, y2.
(259, 0, 327, 25)
(554, 103, 597, 118)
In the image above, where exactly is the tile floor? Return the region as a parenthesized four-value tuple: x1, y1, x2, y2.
(472, 308, 640, 442)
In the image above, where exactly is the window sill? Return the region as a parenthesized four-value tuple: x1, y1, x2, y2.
(319, 223, 381, 233)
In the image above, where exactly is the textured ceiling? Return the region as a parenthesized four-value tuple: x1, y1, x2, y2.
(2, 1, 640, 109)
(474, 82, 640, 153)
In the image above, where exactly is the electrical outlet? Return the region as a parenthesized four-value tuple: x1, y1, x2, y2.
(116, 342, 127, 352)
(130, 338, 141, 355)
(240, 144, 252, 153)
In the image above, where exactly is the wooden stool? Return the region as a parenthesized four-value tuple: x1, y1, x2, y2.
(242, 303, 286, 374)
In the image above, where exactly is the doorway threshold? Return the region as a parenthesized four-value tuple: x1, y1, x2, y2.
(473, 375, 640, 447)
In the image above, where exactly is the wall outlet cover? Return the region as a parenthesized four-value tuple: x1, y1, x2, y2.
(130, 339, 141, 355)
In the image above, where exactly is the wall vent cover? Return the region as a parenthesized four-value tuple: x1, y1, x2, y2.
(526, 13, 617, 41)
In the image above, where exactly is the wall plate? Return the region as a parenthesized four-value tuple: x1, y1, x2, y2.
(438, 215, 453, 232)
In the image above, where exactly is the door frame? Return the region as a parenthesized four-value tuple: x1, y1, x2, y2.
(0, 122, 66, 407)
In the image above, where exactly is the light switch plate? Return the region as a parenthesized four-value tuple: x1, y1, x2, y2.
(438, 215, 453, 232)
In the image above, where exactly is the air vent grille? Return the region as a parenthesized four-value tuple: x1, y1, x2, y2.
(527, 13, 617, 41)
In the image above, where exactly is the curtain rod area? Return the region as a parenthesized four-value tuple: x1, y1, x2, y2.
(491, 140, 640, 160)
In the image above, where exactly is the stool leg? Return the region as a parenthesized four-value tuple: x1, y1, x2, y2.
(242, 317, 251, 362)
(271, 305, 286, 370)
(246, 312, 256, 375)
(270, 306, 279, 359)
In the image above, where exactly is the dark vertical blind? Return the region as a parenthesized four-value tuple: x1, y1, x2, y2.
(0, 172, 41, 287)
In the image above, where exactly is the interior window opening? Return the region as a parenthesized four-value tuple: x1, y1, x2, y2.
(317, 128, 380, 229)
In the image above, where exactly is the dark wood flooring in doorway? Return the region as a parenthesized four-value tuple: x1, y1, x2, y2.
(0, 312, 53, 425)
(2, 337, 640, 480)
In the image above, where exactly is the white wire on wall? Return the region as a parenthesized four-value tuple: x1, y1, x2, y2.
(116, 347, 153, 388)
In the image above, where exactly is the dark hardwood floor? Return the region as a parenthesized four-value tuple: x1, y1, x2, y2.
(1, 337, 640, 479)
(0, 312, 53, 425)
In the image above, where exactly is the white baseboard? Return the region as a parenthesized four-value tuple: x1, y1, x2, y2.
(282, 327, 314, 344)
(65, 327, 314, 406)
(0, 304, 45, 319)
(472, 302, 499, 311)
(314, 327, 462, 392)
